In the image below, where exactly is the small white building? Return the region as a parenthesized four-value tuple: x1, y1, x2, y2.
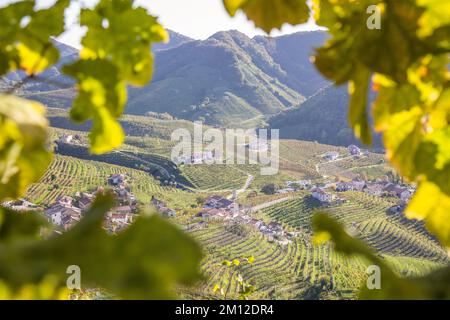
(311, 188, 334, 203)
(348, 145, 361, 156)
(59, 134, 73, 144)
(323, 151, 339, 161)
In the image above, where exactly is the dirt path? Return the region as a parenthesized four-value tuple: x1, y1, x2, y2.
(249, 195, 294, 212)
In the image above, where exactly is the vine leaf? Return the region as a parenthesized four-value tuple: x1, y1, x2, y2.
(0, 95, 52, 201)
(406, 181, 450, 247)
(0, 0, 69, 75)
(223, 0, 309, 33)
(348, 65, 372, 145)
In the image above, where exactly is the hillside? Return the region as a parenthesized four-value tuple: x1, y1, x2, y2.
(269, 85, 383, 149)
(127, 30, 325, 127)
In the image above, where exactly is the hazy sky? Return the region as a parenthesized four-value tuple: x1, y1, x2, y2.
(1, 0, 319, 48)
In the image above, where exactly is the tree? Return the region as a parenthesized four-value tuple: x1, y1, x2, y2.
(261, 183, 277, 195)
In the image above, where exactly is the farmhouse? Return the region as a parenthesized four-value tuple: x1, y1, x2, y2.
(286, 180, 312, 190)
(77, 192, 94, 211)
(108, 174, 126, 187)
(45, 204, 81, 229)
(174, 151, 219, 165)
(336, 182, 354, 192)
(204, 195, 234, 210)
(351, 178, 367, 191)
(311, 188, 334, 203)
(323, 151, 339, 161)
(58, 134, 73, 144)
(160, 206, 177, 218)
(3, 199, 41, 212)
(55, 195, 74, 207)
(365, 183, 385, 196)
(348, 145, 361, 156)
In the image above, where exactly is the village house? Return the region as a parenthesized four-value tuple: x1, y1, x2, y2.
(108, 174, 126, 187)
(323, 151, 339, 161)
(44, 204, 81, 229)
(174, 151, 219, 165)
(55, 195, 74, 207)
(351, 178, 367, 191)
(268, 221, 284, 236)
(286, 180, 312, 190)
(348, 145, 362, 156)
(76, 192, 95, 211)
(365, 182, 386, 196)
(336, 181, 355, 192)
(311, 188, 334, 203)
(108, 212, 130, 225)
(204, 195, 234, 210)
(58, 134, 73, 144)
(159, 206, 177, 218)
(197, 208, 228, 219)
(3, 199, 41, 212)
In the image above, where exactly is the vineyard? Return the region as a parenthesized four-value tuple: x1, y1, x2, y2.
(260, 191, 448, 263)
(181, 221, 445, 300)
(26, 155, 193, 207)
(30, 113, 449, 300)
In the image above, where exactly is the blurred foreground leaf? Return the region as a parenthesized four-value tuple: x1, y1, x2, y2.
(223, 0, 309, 33)
(0, 194, 203, 299)
(0, 95, 52, 200)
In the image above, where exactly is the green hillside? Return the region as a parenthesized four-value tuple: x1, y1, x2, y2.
(269, 85, 384, 148)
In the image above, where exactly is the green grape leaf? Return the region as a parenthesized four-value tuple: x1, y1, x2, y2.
(406, 181, 450, 247)
(0, 95, 52, 201)
(0, 207, 48, 243)
(223, 0, 309, 33)
(417, 0, 450, 37)
(13, 0, 68, 74)
(80, 0, 168, 86)
(0, 193, 203, 299)
(63, 59, 126, 154)
(348, 65, 372, 144)
(381, 107, 424, 179)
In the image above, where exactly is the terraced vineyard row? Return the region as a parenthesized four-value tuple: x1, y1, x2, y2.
(26, 155, 182, 206)
(183, 221, 445, 299)
(181, 165, 249, 191)
(261, 191, 448, 266)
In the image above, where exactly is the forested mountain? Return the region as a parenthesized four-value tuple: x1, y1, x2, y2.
(127, 30, 330, 127)
(268, 85, 383, 148)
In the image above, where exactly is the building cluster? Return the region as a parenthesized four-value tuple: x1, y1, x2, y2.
(195, 195, 293, 244)
(322, 145, 369, 162)
(336, 178, 413, 203)
(43, 174, 138, 233)
(2, 199, 41, 212)
(174, 150, 221, 165)
(277, 180, 313, 193)
(151, 196, 176, 218)
(57, 134, 83, 145)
